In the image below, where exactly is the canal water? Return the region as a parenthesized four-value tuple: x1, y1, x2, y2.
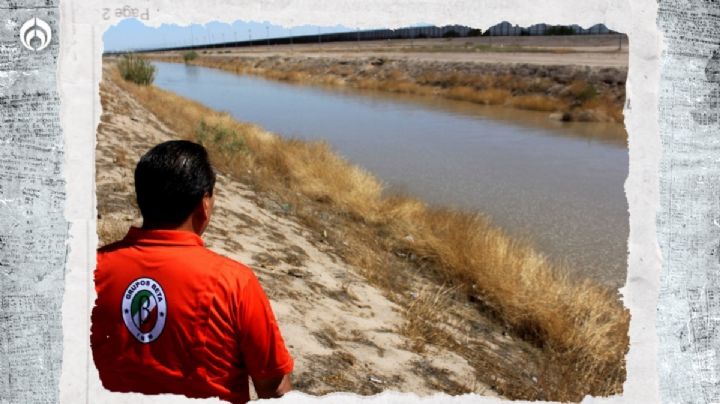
(152, 61, 629, 288)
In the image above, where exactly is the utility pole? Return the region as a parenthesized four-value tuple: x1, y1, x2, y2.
(266, 26, 270, 50)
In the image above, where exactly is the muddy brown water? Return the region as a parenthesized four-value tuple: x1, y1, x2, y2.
(151, 61, 628, 289)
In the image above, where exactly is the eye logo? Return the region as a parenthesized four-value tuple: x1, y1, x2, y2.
(19, 17, 52, 51)
(122, 278, 167, 343)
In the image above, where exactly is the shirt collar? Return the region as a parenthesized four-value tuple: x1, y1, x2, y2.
(122, 226, 205, 247)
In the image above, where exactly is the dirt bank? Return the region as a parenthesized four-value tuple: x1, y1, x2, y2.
(159, 35, 629, 67)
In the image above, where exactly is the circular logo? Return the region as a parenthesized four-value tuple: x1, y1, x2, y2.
(122, 277, 167, 343)
(19, 17, 52, 52)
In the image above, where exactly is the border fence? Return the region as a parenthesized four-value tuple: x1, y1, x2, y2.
(105, 22, 619, 55)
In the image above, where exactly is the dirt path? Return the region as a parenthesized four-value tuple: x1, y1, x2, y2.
(205, 49, 628, 68)
(167, 35, 628, 68)
(96, 69, 518, 398)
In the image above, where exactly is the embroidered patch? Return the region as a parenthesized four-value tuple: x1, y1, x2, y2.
(121, 277, 167, 343)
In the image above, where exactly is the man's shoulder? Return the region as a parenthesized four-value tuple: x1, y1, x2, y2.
(209, 250, 255, 277)
(97, 239, 254, 279)
(181, 247, 257, 287)
(97, 239, 130, 255)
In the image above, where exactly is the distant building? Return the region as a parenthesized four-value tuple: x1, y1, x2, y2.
(487, 21, 614, 36)
(586, 23, 612, 34)
(528, 23, 549, 35)
(486, 21, 524, 36)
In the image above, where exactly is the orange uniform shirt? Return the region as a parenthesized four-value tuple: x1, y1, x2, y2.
(91, 227, 293, 404)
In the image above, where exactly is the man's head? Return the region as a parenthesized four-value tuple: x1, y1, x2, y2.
(135, 140, 216, 234)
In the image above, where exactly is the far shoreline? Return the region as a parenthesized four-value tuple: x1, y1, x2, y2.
(134, 35, 627, 132)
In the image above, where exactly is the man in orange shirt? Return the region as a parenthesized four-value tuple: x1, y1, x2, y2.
(91, 140, 293, 403)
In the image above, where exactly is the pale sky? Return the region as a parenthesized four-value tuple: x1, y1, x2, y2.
(103, 19, 370, 52)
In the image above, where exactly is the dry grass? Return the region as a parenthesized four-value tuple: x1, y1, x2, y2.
(107, 65, 629, 401)
(97, 216, 129, 245)
(510, 94, 567, 112)
(446, 86, 511, 105)
(148, 54, 625, 126)
(581, 94, 625, 123)
(399, 285, 459, 353)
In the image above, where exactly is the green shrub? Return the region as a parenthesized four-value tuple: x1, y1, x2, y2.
(183, 50, 198, 62)
(196, 120, 247, 159)
(117, 54, 155, 85)
(577, 83, 598, 102)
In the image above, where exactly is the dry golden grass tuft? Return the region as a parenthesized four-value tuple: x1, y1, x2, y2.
(399, 285, 459, 353)
(581, 94, 625, 123)
(446, 86, 511, 105)
(109, 65, 628, 401)
(510, 94, 567, 112)
(97, 216, 130, 246)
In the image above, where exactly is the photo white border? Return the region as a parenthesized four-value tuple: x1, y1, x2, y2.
(59, 0, 659, 402)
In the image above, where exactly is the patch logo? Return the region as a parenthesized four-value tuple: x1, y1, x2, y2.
(122, 277, 167, 343)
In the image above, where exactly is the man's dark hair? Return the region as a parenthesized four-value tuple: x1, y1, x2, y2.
(135, 140, 216, 227)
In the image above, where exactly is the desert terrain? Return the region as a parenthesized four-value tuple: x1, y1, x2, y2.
(168, 34, 629, 67)
(97, 34, 629, 401)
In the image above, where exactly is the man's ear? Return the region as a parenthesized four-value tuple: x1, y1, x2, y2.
(199, 193, 212, 221)
(191, 193, 213, 235)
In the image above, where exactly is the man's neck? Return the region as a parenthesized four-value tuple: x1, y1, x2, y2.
(142, 218, 198, 235)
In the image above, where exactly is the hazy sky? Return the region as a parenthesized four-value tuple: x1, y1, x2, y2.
(103, 19, 365, 52)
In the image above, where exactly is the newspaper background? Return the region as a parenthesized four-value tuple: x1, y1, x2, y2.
(0, 0, 667, 402)
(656, 1, 720, 402)
(0, 2, 65, 403)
